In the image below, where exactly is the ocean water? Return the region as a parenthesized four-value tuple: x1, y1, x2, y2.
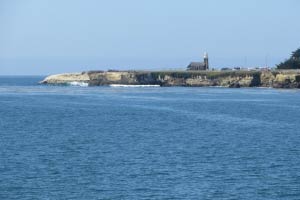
(0, 76, 300, 200)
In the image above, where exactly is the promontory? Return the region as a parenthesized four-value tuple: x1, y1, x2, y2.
(40, 70, 300, 88)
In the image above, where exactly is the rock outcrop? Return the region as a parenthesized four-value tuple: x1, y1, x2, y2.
(40, 72, 90, 84)
(40, 70, 300, 88)
(272, 73, 300, 88)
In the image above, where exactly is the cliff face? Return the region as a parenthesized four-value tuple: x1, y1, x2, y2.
(40, 72, 90, 84)
(40, 70, 300, 88)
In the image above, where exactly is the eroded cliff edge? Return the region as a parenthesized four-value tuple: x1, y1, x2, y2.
(40, 70, 300, 88)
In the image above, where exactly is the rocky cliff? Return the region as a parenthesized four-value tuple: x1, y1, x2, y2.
(40, 70, 300, 88)
(41, 72, 90, 84)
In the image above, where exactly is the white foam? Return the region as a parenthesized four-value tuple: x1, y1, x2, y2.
(68, 81, 89, 87)
(109, 84, 160, 87)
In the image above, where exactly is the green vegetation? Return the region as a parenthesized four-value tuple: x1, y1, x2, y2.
(277, 48, 300, 69)
(150, 70, 260, 80)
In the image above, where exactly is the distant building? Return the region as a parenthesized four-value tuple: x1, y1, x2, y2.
(187, 53, 209, 71)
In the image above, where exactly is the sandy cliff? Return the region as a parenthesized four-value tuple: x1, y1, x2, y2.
(40, 72, 90, 84)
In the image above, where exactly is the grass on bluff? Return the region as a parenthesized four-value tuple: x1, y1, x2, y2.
(149, 70, 261, 79)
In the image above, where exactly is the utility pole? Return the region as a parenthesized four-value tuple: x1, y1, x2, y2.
(265, 54, 269, 68)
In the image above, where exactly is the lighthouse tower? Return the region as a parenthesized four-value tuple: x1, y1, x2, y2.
(204, 52, 209, 70)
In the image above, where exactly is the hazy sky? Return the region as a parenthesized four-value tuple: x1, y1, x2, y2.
(0, 0, 300, 75)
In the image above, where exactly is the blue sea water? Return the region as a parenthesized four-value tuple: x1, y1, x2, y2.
(0, 76, 300, 199)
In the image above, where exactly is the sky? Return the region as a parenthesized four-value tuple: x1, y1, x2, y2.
(0, 0, 300, 75)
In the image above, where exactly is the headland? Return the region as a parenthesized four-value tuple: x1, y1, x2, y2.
(40, 70, 300, 88)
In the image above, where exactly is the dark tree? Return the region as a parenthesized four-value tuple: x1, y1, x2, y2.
(292, 48, 300, 59)
(277, 48, 300, 69)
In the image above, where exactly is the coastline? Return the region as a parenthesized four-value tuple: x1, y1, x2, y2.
(40, 70, 300, 89)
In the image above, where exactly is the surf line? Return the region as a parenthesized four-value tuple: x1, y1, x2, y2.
(109, 84, 160, 87)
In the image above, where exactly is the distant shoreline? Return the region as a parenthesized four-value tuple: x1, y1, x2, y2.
(40, 69, 300, 89)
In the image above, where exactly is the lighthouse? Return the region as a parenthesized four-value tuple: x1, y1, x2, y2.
(186, 52, 209, 71)
(204, 52, 209, 70)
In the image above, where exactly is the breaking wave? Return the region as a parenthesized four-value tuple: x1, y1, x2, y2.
(109, 84, 160, 87)
(67, 82, 89, 87)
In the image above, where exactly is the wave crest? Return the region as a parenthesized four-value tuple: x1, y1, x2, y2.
(68, 82, 89, 87)
(109, 84, 160, 87)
